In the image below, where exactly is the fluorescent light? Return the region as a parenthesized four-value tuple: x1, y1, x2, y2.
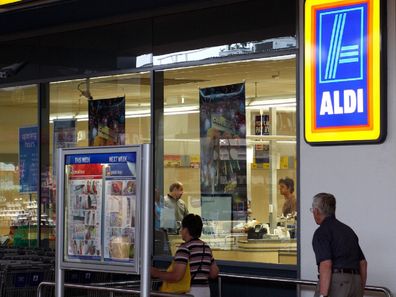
(164, 105, 199, 115)
(50, 72, 149, 85)
(164, 110, 198, 116)
(247, 97, 295, 106)
(49, 115, 75, 123)
(246, 98, 296, 110)
(1, 85, 35, 92)
(125, 109, 151, 118)
(164, 139, 200, 142)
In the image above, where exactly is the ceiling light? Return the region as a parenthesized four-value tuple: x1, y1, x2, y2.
(246, 97, 296, 109)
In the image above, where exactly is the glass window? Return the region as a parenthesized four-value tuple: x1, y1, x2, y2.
(156, 55, 297, 265)
(0, 85, 38, 247)
(45, 72, 151, 248)
(153, 38, 296, 66)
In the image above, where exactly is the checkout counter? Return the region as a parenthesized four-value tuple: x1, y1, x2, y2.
(167, 218, 297, 265)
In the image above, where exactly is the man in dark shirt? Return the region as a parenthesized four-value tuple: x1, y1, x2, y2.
(311, 193, 367, 297)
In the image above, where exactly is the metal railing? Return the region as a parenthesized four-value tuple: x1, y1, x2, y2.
(37, 281, 194, 297)
(218, 273, 393, 297)
(37, 274, 393, 297)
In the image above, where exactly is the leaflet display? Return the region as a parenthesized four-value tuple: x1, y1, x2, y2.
(67, 164, 103, 260)
(104, 163, 136, 262)
(59, 146, 144, 274)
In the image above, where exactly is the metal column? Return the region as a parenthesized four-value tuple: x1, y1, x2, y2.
(141, 144, 153, 297)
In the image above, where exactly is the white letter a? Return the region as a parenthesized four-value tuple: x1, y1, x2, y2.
(320, 91, 333, 115)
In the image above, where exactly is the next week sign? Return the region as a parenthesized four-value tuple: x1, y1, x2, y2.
(304, 0, 386, 144)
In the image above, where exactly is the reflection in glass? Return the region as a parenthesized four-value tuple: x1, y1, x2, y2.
(153, 37, 296, 66)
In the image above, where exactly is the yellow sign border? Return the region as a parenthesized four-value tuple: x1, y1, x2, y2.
(0, 0, 22, 5)
(304, 0, 383, 143)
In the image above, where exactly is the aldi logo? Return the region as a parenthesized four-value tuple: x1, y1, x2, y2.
(319, 7, 364, 83)
(304, 0, 386, 145)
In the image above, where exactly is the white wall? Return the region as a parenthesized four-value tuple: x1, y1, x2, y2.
(299, 0, 396, 296)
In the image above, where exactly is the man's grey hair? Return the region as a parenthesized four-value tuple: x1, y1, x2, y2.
(312, 192, 336, 216)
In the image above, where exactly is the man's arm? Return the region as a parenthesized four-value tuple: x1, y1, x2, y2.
(209, 261, 219, 279)
(359, 259, 367, 289)
(184, 200, 189, 216)
(319, 260, 332, 296)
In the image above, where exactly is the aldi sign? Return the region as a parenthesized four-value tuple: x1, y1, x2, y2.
(304, 0, 386, 145)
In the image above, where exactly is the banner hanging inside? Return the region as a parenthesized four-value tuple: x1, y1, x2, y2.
(199, 83, 247, 223)
(89, 97, 125, 146)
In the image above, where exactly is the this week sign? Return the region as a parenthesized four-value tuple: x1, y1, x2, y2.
(304, 0, 386, 145)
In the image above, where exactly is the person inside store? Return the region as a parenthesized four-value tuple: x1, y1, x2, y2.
(279, 177, 297, 217)
(154, 188, 171, 255)
(162, 181, 189, 233)
(151, 214, 219, 297)
(311, 192, 367, 297)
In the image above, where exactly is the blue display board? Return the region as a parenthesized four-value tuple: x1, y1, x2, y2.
(64, 149, 139, 268)
(65, 152, 136, 165)
(19, 126, 39, 193)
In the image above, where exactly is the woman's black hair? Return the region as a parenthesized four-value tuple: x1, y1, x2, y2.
(182, 214, 203, 239)
(278, 177, 294, 193)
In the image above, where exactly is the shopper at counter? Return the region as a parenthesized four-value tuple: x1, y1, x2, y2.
(311, 192, 367, 297)
(162, 182, 189, 232)
(151, 214, 219, 297)
(279, 177, 296, 217)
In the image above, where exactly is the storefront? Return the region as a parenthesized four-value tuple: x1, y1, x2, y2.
(2, 0, 396, 297)
(0, 0, 300, 296)
(0, 1, 298, 282)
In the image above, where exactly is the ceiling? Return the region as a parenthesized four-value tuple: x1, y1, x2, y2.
(0, 55, 296, 156)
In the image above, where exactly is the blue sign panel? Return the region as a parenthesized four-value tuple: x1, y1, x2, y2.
(316, 3, 368, 128)
(65, 152, 136, 165)
(105, 163, 136, 179)
(19, 126, 39, 193)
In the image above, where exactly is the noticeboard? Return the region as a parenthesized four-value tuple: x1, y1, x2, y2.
(57, 145, 147, 274)
(304, 0, 386, 145)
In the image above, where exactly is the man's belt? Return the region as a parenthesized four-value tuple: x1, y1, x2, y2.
(332, 268, 360, 274)
(191, 279, 209, 285)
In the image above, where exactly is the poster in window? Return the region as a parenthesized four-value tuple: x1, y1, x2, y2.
(88, 97, 125, 146)
(199, 83, 247, 222)
(53, 119, 77, 176)
(19, 126, 39, 193)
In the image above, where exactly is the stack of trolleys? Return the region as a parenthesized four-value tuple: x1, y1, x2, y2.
(64, 271, 116, 297)
(0, 248, 55, 297)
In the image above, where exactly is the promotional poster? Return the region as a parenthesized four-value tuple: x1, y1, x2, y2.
(103, 163, 136, 263)
(199, 83, 247, 222)
(19, 126, 39, 193)
(88, 97, 125, 146)
(64, 151, 138, 265)
(67, 164, 103, 260)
